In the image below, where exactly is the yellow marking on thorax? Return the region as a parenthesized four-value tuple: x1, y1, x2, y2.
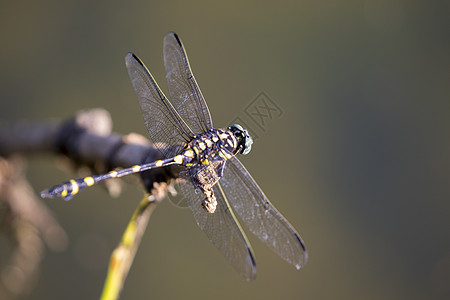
(84, 177, 95, 186)
(219, 133, 229, 140)
(109, 171, 118, 178)
(204, 139, 213, 147)
(70, 179, 79, 195)
(218, 151, 226, 159)
(193, 146, 199, 155)
(184, 149, 194, 157)
(155, 160, 164, 167)
(174, 155, 184, 164)
(228, 138, 235, 147)
(202, 158, 210, 165)
(132, 165, 141, 172)
(219, 149, 233, 160)
(61, 189, 68, 197)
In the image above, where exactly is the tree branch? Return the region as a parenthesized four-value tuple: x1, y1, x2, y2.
(0, 108, 175, 195)
(0, 108, 178, 300)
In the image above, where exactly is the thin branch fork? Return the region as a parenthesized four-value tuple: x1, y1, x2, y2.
(0, 156, 68, 299)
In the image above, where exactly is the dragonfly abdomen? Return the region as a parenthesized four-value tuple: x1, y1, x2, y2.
(41, 156, 183, 200)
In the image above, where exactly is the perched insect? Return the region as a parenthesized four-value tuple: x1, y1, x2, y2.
(42, 32, 307, 280)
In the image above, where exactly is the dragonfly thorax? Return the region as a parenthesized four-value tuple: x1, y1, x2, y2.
(182, 128, 241, 166)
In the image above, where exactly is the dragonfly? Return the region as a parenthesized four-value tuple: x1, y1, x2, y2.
(41, 32, 307, 281)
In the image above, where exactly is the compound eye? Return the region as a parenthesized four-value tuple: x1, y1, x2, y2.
(241, 131, 253, 155)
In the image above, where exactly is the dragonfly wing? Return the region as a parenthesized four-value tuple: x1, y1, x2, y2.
(179, 169, 257, 281)
(125, 52, 194, 158)
(220, 156, 308, 269)
(163, 32, 213, 135)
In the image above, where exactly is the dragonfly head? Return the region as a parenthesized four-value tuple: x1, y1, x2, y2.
(228, 124, 253, 155)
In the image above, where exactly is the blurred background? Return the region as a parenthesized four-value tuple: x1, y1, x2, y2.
(0, 0, 449, 299)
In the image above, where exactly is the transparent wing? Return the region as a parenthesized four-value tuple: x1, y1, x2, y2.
(179, 169, 257, 281)
(167, 177, 188, 208)
(125, 53, 194, 158)
(220, 156, 308, 269)
(163, 32, 213, 135)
